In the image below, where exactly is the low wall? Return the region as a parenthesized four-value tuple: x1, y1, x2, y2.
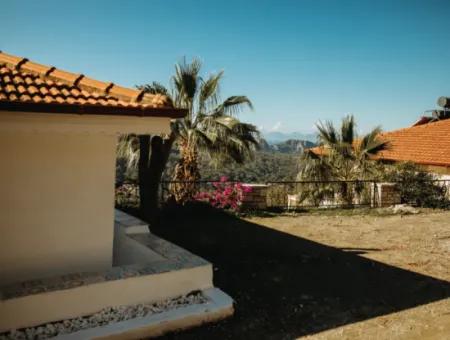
(241, 184, 269, 210)
(371, 182, 401, 207)
(0, 230, 213, 332)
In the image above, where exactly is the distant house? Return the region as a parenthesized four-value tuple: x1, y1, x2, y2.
(308, 118, 450, 178)
(374, 118, 450, 177)
(0, 52, 232, 337)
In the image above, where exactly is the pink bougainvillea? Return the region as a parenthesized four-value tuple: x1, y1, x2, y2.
(194, 176, 252, 212)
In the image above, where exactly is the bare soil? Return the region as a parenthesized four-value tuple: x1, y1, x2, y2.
(150, 205, 450, 340)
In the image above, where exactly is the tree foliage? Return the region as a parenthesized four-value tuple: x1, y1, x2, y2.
(382, 162, 449, 208)
(119, 57, 258, 207)
(297, 115, 389, 205)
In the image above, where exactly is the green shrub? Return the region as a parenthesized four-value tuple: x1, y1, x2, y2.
(383, 162, 448, 208)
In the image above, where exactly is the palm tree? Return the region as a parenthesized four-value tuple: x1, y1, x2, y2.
(120, 58, 258, 219)
(298, 115, 388, 205)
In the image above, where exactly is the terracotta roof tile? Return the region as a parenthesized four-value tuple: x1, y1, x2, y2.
(375, 119, 450, 167)
(77, 77, 112, 93)
(46, 69, 81, 84)
(20, 61, 53, 75)
(107, 85, 137, 100)
(0, 53, 25, 68)
(0, 51, 185, 118)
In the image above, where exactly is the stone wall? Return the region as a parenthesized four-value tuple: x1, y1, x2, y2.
(371, 182, 401, 207)
(241, 184, 269, 210)
(241, 182, 403, 210)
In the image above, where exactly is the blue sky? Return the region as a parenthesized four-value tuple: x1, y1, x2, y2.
(2, 0, 450, 134)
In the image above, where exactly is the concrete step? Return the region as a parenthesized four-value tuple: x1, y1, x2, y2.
(55, 288, 234, 339)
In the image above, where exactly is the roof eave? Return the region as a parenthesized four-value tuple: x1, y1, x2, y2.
(0, 101, 187, 119)
(377, 156, 450, 168)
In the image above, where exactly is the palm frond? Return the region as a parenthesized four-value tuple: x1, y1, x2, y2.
(195, 114, 259, 163)
(307, 116, 389, 183)
(316, 120, 339, 146)
(358, 126, 390, 157)
(213, 96, 253, 116)
(199, 71, 223, 113)
(117, 134, 140, 170)
(136, 82, 170, 96)
(298, 151, 334, 181)
(172, 57, 202, 109)
(144, 57, 258, 177)
(341, 115, 356, 144)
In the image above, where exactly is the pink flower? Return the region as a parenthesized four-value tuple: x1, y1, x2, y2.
(223, 187, 233, 195)
(192, 177, 248, 212)
(243, 185, 252, 193)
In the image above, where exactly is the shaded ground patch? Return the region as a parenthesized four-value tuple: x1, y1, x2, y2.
(148, 205, 450, 339)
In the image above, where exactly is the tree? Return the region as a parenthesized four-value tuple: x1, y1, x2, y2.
(140, 58, 258, 203)
(297, 115, 388, 205)
(119, 58, 258, 222)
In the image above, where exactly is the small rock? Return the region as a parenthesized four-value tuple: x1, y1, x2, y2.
(0, 292, 207, 339)
(392, 204, 419, 215)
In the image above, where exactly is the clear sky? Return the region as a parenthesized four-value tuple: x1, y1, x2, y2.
(2, 0, 450, 134)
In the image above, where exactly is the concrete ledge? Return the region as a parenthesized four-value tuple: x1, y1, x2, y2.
(0, 265, 212, 332)
(55, 288, 234, 340)
(0, 229, 212, 332)
(114, 210, 149, 235)
(0, 210, 233, 335)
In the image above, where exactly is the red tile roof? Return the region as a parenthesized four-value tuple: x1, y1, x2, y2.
(0, 51, 186, 118)
(307, 119, 450, 167)
(375, 119, 450, 167)
(307, 145, 328, 156)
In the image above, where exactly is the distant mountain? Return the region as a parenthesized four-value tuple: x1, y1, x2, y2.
(262, 131, 317, 144)
(259, 138, 316, 154)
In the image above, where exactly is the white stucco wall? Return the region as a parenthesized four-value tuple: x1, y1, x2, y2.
(0, 111, 175, 285)
(0, 132, 117, 284)
(0, 112, 174, 285)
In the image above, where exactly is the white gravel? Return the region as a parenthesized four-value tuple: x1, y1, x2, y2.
(0, 291, 207, 340)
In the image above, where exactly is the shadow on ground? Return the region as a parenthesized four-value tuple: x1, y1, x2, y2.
(149, 203, 450, 340)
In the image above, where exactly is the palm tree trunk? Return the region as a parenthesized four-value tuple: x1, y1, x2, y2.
(170, 139, 201, 203)
(138, 135, 151, 222)
(138, 134, 175, 226)
(339, 181, 354, 208)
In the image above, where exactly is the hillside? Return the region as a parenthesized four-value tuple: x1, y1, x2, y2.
(261, 139, 316, 153)
(262, 131, 317, 144)
(118, 139, 316, 184)
(168, 138, 316, 182)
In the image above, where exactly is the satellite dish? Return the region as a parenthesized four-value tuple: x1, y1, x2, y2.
(437, 96, 450, 108)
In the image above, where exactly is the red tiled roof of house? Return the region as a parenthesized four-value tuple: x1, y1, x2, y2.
(0, 51, 186, 118)
(375, 119, 450, 167)
(307, 145, 328, 156)
(307, 119, 450, 167)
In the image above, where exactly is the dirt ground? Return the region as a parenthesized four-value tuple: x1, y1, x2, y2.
(251, 209, 450, 339)
(151, 206, 450, 340)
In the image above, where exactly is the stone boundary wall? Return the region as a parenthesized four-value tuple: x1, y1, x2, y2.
(240, 182, 403, 210)
(371, 182, 401, 207)
(241, 184, 269, 210)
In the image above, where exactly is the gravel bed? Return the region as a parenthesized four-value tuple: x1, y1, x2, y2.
(0, 291, 207, 340)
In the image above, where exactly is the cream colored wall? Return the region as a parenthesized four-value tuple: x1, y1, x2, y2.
(422, 165, 450, 176)
(0, 132, 117, 284)
(0, 111, 174, 284)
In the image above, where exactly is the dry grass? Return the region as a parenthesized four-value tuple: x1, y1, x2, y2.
(152, 206, 450, 340)
(250, 209, 450, 281)
(249, 210, 450, 340)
